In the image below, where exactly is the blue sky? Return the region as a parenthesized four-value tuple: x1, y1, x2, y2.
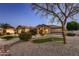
(0, 3, 48, 27)
(0, 3, 79, 27)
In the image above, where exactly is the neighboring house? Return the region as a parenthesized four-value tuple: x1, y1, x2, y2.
(0, 28, 3, 35)
(5, 27, 15, 34)
(0, 24, 63, 35)
(16, 26, 31, 34)
(36, 24, 62, 35)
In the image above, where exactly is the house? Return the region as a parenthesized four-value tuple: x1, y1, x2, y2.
(16, 26, 31, 34)
(5, 27, 15, 34)
(36, 24, 62, 35)
(0, 28, 3, 35)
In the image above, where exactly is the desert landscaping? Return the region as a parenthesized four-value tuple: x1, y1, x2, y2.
(0, 31, 79, 56)
(0, 3, 79, 56)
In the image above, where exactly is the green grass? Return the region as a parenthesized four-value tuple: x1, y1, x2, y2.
(53, 37, 63, 41)
(32, 37, 63, 43)
(1, 35, 18, 40)
(1, 36, 14, 40)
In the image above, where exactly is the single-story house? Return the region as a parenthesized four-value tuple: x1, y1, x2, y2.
(16, 26, 31, 34)
(0, 28, 3, 35)
(5, 27, 15, 34)
(36, 24, 62, 35)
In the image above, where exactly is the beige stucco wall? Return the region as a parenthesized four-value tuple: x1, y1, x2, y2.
(0, 28, 3, 34)
(6, 29, 15, 34)
(18, 28, 30, 34)
(51, 28, 62, 33)
(25, 29, 30, 32)
(37, 26, 62, 34)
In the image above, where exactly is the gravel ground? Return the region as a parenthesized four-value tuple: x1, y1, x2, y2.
(0, 38, 19, 46)
(10, 36, 79, 56)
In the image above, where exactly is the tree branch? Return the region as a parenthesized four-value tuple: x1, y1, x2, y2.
(56, 4, 66, 17)
(32, 3, 63, 23)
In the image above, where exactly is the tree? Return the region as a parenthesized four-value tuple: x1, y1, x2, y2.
(0, 23, 13, 29)
(32, 3, 79, 44)
(67, 21, 79, 30)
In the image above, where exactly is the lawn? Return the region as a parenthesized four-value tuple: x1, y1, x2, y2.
(0, 34, 18, 40)
(32, 37, 63, 43)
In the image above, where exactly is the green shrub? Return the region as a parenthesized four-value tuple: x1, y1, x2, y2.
(19, 32, 32, 41)
(1, 36, 14, 40)
(67, 33, 76, 36)
(67, 21, 79, 30)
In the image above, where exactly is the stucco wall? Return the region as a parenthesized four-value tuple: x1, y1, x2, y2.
(6, 29, 15, 34)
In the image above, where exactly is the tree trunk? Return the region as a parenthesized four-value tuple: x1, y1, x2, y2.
(62, 23, 67, 44)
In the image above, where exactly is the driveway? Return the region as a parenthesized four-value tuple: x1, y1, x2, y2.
(10, 36, 79, 56)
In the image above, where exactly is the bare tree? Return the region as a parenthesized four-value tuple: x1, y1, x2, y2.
(32, 3, 79, 44)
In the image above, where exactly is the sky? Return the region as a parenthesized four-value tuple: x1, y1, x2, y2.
(0, 3, 79, 27)
(0, 3, 49, 27)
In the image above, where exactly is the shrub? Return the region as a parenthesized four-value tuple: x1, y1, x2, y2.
(66, 32, 76, 36)
(67, 21, 79, 30)
(6, 33, 11, 35)
(0, 33, 3, 36)
(19, 32, 32, 41)
(1, 36, 14, 40)
(30, 29, 37, 35)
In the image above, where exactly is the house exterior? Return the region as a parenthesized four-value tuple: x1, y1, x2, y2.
(36, 24, 62, 35)
(0, 28, 3, 35)
(4, 27, 15, 34)
(5, 28, 15, 34)
(0, 27, 15, 35)
(16, 26, 31, 34)
(0, 24, 63, 35)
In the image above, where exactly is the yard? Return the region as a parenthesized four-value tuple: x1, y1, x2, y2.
(10, 36, 79, 56)
(0, 32, 79, 56)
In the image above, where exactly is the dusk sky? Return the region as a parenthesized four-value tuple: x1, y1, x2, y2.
(0, 3, 79, 27)
(0, 3, 48, 27)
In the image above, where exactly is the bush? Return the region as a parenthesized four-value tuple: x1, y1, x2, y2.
(30, 29, 37, 35)
(6, 33, 11, 35)
(66, 33, 76, 36)
(0, 33, 3, 36)
(67, 21, 79, 30)
(19, 32, 32, 41)
(1, 36, 14, 40)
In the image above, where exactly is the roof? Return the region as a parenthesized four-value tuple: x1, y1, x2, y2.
(36, 24, 62, 29)
(16, 25, 31, 29)
(36, 24, 49, 28)
(48, 25, 62, 29)
(5, 26, 15, 29)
